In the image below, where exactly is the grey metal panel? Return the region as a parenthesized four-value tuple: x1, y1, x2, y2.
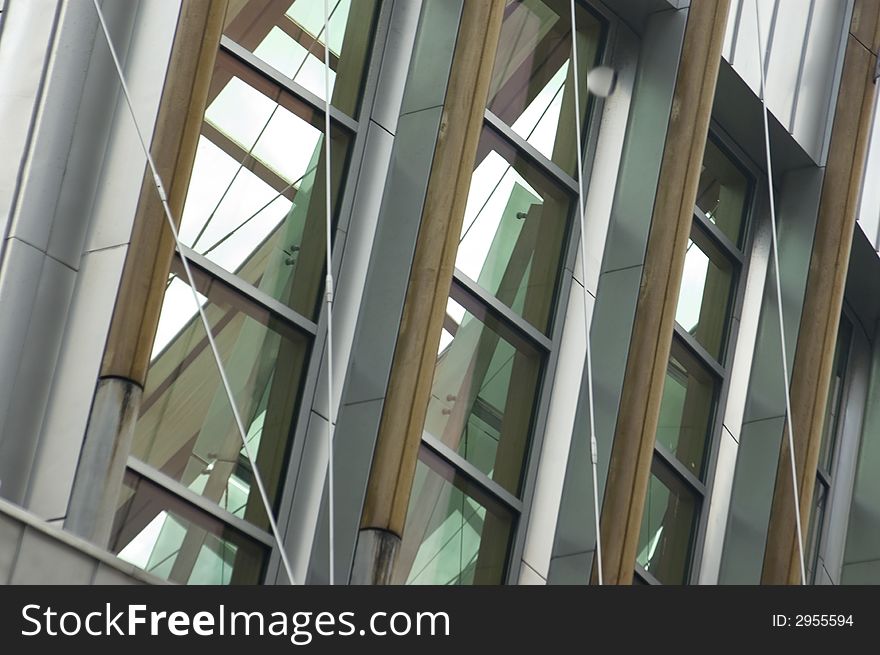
(857, 97, 880, 250)
(92, 563, 144, 585)
(791, 0, 849, 164)
(600, 8, 687, 273)
(398, 0, 462, 116)
(0, 0, 62, 264)
(764, 0, 811, 130)
(547, 549, 592, 585)
(25, 245, 127, 520)
(820, 319, 870, 584)
(0, 512, 23, 584)
(369, 0, 423, 134)
(0, 239, 76, 505)
(842, 324, 880, 583)
(719, 415, 785, 583)
(10, 527, 98, 584)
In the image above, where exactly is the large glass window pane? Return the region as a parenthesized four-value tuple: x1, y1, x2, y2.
(696, 139, 750, 246)
(426, 287, 542, 496)
(460, 127, 573, 333)
(487, 0, 603, 177)
(222, 0, 379, 118)
(112, 472, 266, 585)
(675, 226, 735, 361)
(133, 259, 310, 530)
(656, 339, 717, 479)
(819, 318, 852, 473)
(394, 447, 514, 585)
(636, 462, 698, 585)
(180, 52, 351, 320)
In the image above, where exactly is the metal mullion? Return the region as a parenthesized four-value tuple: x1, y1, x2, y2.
(483, 110, 580, 195)
(125, 457, 276, 549)
(421, 434, 524, 514)
(652, 444, 707, 497)
(220, 36, 359, 133)
(672, 324, 727, 380)
(452, 270, 553, 353)
(692, 206, 744, 263)
(635, 563, 662, 586)
(176, 245, 318, 336)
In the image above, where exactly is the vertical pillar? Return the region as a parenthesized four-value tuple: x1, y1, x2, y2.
(762, 2, 880, 585)
(350, 0, 504, 585)
(65, 0, 228, 546)
(593, 0, 731, 585)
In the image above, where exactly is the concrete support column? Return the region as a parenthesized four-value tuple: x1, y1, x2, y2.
(350, 0, 504, 585)
(65, 0, 227, 546)
(592, 0, 730, 586)
(761, 3, 880, 585)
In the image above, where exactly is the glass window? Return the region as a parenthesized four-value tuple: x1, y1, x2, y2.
(394, 447, 514, 585)
(675, 226, 735, 361)
(133, 259, 310, 530)
(487, 0, 603, 176)
(180, 52, 351, 320)
(460, 127, 573, 334)
(222, 0, 379, 118)
(806, 481, 828, 584)
(636, 463, 698, 585)
(656, 340, 717, 479)
(112, 472, 266, 585)
(426, 288, 542, 496)
(819, 318, 852, 472)
(695, 139, 749, 246)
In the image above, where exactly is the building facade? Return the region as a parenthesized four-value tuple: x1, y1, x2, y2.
(0, 0, 878, 585)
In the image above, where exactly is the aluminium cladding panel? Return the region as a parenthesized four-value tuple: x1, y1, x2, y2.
(547, 6, 687, 583)
(718, 166, 823, 584)
(265, 0, 438, 585)
(842, 325, 880, 583)
(519, 18, 639, 582)
(723, 0, 851, 165)
(0, 0, 180, 518)
(857, 98, 880, 250)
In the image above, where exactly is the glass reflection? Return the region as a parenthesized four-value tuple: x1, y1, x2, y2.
(180, 51, 350, 320)
(461, 127, 572, 334)
(112, 472, 265, 585)
(426, 288, 542, 496)
(395, 447, 514, 585)
(819, 318, 852, 473)
(487, 0, 603, 176)
(637, 463, 698, 585)
(223, 0, 379, 118)
(675, 227, 734, 361)
(134, 259, 309, 530)
(656, 339, 716, 479)
(696, 140, 749, 246)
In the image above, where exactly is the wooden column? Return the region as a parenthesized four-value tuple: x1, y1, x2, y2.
(592, 0, 731, 585)
(66, 0, 228, 546)
(762, 3, 880, 585)
(354, 0, 505, 583)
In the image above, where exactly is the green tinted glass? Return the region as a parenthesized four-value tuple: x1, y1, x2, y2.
(696, 140, 749, 246)
(676, 227, 735, 361)
(656, 339, 717, 479)
(133, 259, 309, 530)
(487, 0, 603, 177)
(112, 472, 266, 585)
(395, 448, 514, 585)
(223, 0, 379, 118)
(180, 51, 350, 320)
(637, 463, 698, 585)
(460, 127, 572, 334)
(426, 288, 542, 496)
